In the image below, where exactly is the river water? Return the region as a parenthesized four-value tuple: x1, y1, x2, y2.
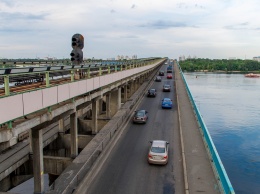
(184, 72, 260, 194)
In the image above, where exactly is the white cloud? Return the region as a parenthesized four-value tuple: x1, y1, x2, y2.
(0, 0, 260, 59)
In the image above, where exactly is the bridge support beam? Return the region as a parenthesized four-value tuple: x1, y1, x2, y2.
(70, 112, 78, 158)
(31, 128, 44, 194)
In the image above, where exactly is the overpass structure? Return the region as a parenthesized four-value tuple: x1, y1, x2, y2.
(0, 58, 234, 194)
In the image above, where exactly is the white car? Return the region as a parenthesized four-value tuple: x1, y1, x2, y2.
(148, 140, 169, 165)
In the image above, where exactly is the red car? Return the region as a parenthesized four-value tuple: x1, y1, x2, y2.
(167, 73, 172, 79)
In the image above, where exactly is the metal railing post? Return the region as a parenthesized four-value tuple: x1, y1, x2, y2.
(45, 71, 50, 87)
(87, 68, 91, 78)
(4, 75, 10, 96)
(99, 67, 102, 76)
(71, 70, 75, 82)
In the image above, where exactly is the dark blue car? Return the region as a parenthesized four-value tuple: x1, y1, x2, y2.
(161, 98, 173, 109)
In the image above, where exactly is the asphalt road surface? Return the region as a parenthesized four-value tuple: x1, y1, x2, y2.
(86, 65, 184, 194)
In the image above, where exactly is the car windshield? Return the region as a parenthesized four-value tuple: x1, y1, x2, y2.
(163, 99, 171, 102)
(164, 85, 170, 88)
(136, 112, 144, 117)
(151, 147, 165, 153)
(149, 89, 155, 92)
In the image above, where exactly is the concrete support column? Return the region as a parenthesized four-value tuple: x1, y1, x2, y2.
(123, 84, 127, 103)
(128, 82, 133, 97)
(140, 75, 144, 84)
(59, 118, 65, 133)
(31, 128, 44, 194)
(77, 108, 83, 118)
(134, 79, 138, 91)
(92, 99, 98, 134)
(106, 93, 111, 119)
(98, 98, 103, 114)
(110, 88, 121, 116)
(70, 112, 78, 158)
(131, 82, 135, 95)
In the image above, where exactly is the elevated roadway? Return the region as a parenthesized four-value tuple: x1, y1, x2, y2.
(79, 64, 183, 194)
(74, 63, 221, 194)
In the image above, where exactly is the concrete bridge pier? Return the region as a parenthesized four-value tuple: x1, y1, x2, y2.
(105, 93, 111, 119)
(122, 84, 128, 103)
(134, 79, 139, 91)
(58, 118, 65, 141)
(128, 81, 134, 97)
(110, 88, 121, 117)
(30, 127, 44, 194)
(140, 76, 144, 84)
(91, 97, 99, 135)
(70, 112, 78, 159)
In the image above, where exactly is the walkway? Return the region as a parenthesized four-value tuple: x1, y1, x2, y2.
(175, 65, 220, 194)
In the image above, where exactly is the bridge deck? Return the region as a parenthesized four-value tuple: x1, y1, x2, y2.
(174, 64, 220, 193)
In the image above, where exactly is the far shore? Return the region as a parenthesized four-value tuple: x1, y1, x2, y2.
(184, 70, 260, 74)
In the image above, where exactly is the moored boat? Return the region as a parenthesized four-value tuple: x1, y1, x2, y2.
(244, 73, 260, 78)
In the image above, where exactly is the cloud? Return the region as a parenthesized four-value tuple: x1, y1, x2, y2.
(224, 22, 251, 30)
(119, 35, 138, 39)
(0, 12, 47, 20)
(139, 20, 188, 29)
(0, 28, 32, 33)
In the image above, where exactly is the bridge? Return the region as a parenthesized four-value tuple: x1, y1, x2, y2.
(0, 58, 234, 194)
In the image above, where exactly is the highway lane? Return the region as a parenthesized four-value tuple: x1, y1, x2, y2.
(85, 65, 184, 194)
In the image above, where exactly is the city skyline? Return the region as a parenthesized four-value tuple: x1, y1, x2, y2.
(0, 0, 260, 60)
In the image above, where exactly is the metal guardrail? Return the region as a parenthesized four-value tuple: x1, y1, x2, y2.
(0, 58, 159, 75)
(177, 63, 235, 194)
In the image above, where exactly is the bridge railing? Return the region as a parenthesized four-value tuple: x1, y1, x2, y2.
(177, 63, 235, 194)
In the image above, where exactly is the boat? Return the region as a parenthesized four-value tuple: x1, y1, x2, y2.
(244, 73, 260, 78)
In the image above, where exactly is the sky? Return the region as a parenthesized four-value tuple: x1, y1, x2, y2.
(0, 0, 260, 60)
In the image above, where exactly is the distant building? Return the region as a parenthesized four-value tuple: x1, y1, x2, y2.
(179, 55, 185, 61)
(253, 56, 260, 62)
(132, 55, 137, 59)
(116, 55, 137, 60)
(44, 57, 57, 60)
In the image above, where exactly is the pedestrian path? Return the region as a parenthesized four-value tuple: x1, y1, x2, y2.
(174, 65, 221, 194)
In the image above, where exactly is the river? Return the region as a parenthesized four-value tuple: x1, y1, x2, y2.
(184, 72, 260, 194)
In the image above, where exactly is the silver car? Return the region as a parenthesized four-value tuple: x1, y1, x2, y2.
(133, 110, 148, 124)
(148, 140, 169, 165)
